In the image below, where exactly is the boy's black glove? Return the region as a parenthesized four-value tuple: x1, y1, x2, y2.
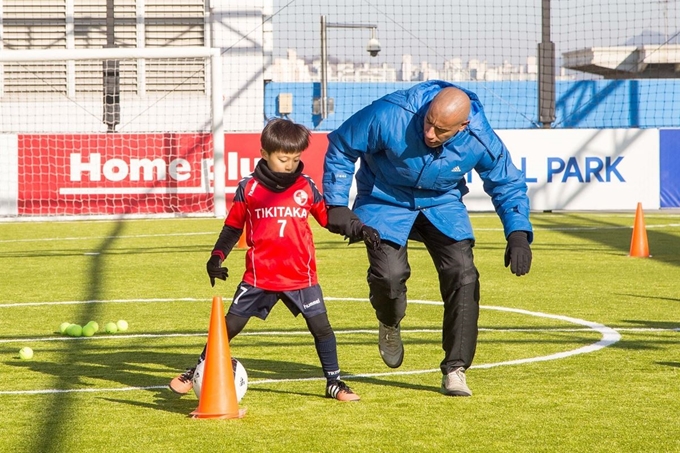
(206, 254, 228, 287)
(327, 206, 381, 250)
(326, 206, 355, 236)
(504, 231, 532, 276)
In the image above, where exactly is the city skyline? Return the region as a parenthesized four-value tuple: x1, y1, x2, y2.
(268, 48, 577, 83)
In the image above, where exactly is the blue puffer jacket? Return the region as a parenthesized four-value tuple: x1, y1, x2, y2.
(323, 80, 533, 246)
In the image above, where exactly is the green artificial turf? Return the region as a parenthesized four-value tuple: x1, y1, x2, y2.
(1, 212, 679, 452)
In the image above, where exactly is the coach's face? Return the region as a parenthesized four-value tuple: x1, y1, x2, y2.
(423, 87, 471, 148)
(423, 110, 469, 148)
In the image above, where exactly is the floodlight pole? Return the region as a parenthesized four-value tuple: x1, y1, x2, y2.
(319, 15, 378, 120)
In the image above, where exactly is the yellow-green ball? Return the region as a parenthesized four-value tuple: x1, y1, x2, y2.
(82, 325, 96, 337)
(104, 322, 118, 334)
(59, 322, 71, 334)
(19, 347, 33, 360)
(85, 321, 99, 333)
(116, 320, 129, 332)
(67, 324, 83, 337)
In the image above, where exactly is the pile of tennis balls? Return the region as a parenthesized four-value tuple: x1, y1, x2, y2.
(59, 319, 129, 337)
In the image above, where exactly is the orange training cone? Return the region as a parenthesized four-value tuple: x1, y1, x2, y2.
(629, 202, 651, 258)
(190, 296, 246, 419)
(237, 230, 247, 249)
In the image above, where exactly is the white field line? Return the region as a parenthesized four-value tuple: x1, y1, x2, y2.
(2, 222, 680, 245)
(0, 299, 634, 396)
(0, 231, 214, 244)
(0, 298, 202, 308)
(0, 327, 673, 346)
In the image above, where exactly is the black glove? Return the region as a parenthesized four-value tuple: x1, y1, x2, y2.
(327, 206, 381, 250)
(504, 231, 532, 276)
(359, 225, 381, 251)
(206, 254, 228, 287)
(326, 206, 355, 236)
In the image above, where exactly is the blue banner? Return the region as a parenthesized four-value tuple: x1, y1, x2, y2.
(660, 130, 680, 208)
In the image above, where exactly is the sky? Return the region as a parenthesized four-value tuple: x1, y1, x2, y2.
(269, 0, 680, 67)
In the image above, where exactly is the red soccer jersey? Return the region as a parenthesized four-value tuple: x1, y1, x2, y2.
(224, 173, 328, 291)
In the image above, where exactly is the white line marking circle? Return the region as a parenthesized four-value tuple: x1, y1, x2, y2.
(259, 299, 622, 383)
(0, 298, 621, 395)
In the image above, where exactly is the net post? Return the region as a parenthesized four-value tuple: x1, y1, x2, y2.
(538, 0, 555, 128)
(211, 49, 226, 218)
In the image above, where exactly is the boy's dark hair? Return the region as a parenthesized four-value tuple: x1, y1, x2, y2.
(261, 118, 311, 154)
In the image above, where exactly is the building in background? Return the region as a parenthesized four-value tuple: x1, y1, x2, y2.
(0, 0, 272, 132)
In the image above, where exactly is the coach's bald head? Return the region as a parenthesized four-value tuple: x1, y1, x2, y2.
(423, 87, 471, 148)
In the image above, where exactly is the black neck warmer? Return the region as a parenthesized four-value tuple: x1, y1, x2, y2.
(253, 158, 304, 193)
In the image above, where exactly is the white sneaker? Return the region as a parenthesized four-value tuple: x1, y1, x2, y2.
(440, 367, 472, 397)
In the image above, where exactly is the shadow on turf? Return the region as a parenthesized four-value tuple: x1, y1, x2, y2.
(95, 380, 346, 417)
(617, 293, 680, 304)
(98, 374, 447, 415)
(656, 361, 680, 368)
(619, 319, 680, 329)
(523, 212, 680, 268)
(6, 345, 447, 417)
(4, 320, 611, 407)
(12, 221, 127, 453)
(9, 315, 641, 418)
(99, 390, 201, 416)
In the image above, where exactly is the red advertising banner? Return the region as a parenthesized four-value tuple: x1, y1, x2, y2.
(17, 132, 329, 216)
(223, 132, 327, 195)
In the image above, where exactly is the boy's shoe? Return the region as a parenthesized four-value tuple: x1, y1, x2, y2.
(326, 380, 360, 402)
(440, 367, 472, 397)
(169, 367, 196, 395)
(378, 322, 404, 368)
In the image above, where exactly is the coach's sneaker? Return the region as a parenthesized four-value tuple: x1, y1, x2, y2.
(440, 367, 472, 397)
(378, 322, 404, 368)
(169, 367, 195, 395)
(326, 380, 360, 402)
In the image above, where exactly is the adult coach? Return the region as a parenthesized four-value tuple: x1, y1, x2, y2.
(323, 80, 533, 397)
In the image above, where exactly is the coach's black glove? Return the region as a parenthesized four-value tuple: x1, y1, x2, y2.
(504, 231, 532, 276)
(206, 254, 228, 287)
(358, 225, 381, 251)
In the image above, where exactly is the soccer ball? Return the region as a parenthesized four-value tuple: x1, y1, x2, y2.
(192, 357, 248, 402)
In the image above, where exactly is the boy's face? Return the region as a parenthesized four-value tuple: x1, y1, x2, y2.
(260, 149, 302, 173)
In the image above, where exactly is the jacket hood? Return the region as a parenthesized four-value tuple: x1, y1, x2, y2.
(381, 80, 483, 118)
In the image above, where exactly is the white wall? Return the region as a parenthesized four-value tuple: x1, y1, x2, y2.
(0, 134, 18, 216)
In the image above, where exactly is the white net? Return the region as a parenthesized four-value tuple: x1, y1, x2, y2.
(0, 48, 224, 219)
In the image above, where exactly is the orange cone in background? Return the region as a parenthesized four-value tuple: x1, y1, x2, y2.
(190, 296, 246, 419)
(237, 230, 247, 249)
(629, 202, 651, 258)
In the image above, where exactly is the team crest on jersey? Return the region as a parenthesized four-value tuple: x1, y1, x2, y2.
(293, 190, 308, 206)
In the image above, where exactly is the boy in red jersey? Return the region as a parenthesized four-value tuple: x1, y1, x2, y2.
(169, 118, 379, 401)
